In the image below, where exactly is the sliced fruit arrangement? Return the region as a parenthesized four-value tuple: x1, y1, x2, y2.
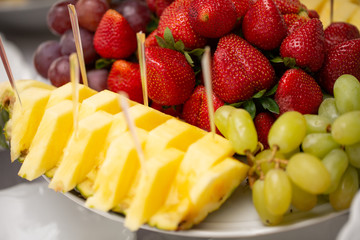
(0, 81, 249, 231)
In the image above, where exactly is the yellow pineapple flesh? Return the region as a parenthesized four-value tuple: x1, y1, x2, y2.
(49, 111, 113, 192)
(85, 129, 148, 212)
(18, 100, 74, 180)
(10, 87, 51, 162)
(125, 148, 184, 231)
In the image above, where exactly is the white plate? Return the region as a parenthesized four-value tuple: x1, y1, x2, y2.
(58, 178, 349, 239)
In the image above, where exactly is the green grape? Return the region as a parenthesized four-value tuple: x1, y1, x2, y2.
(268, 111, 306, 154)
(287, 153, 331, 194)
(301, 133, 340, 159)
(252, 179, 283, 225)
(318, 98, 339, 123)
(304, 114, 331, 134)
(333, 74, 360, 114)
(227, 108, 258, 155)
(282, 147, 300, 159)
(322, 149, 349, 194)
(254, 150, 285, 175)
(329, 165, 359, 211)
(214, 105, 235, 138)
(291, 180, 317, 212)
(264, 169, 292, 216)
(345, 142, 360, 168)
(331, 111, 360, 145)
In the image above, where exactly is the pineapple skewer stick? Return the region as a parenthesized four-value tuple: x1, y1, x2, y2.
(69, 52, 80, 138)
(0, 36, 21, 106)
(119, 93, 147, 172)
(137, 32, 149, 107)
(68, 4, 88, 87)
(201, 46, 215, 136)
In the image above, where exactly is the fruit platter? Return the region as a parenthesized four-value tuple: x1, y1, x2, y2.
(1, 0, 360, 238)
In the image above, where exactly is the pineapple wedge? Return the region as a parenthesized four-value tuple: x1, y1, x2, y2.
(85, 129, 148, 212)
(49, 111, 113, 192)
(10, 87, 51, 162)
(145, 118, 206, 158)
(46, 82, 97, 108)
(300, 0, 326, 11)
(319, 0, 358, 27)
(125, 148, 184, 231)
(18, 100, 74, 180)
(129, 104, 173, 131)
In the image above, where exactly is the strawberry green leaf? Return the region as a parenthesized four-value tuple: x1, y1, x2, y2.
(271, 56, 284, 63)
(0, 107, 9, 149)
(174, 40, 185, 53)
(164, 27, 176, 48)
(252, 89, 266, 98)
(188, 48, 205, 57)
(259, 97, 279, 114)
(95, 58, 116, 69)
(283, 57, 297, 69)
(243, 100, 256, 119)
(184, 52, 194, 67)
(156, 35, 172, 49)
(264, 84, 278, 96)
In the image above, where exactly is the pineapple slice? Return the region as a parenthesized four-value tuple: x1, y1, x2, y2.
(18, 100, 74, 180)
(10, 87, 51, 162)
(300, 0, 327, 11)
(46, 82, 97, 108)
(319, 0, 358, 27)
(129, 104, 173, 131)
(149, 157, 249, 231)
(49, 111, 113, 192)
(125, 148, 184, 231)
(85, 129, 148, 212)
(349, 7, 360, 30)
(144, 118, 206, 158)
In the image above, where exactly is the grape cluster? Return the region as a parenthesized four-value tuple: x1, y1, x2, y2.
(215, 74, 360, 225)
(33, 0, 151, 89)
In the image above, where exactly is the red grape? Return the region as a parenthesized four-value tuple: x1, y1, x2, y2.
(114, 0, 152, 33)
(47, 0, 78, 35)
(48, 56, 71, 87)
(33, 41, 63, 79)
(75, 0, 110, 32)
(87, 69, 108, 91)
(60, 28, 97, 64)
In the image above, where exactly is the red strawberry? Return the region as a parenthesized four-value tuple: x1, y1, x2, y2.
(157, 0, 206, 49)
(188, 0, 237, 38)
(93, 9, 137, 59)
(230, 0, 252, 25)
(273, 0, 302, 14)
(146, 0, 174, 16)
(283, 13, 309, 35)
(145, 46, 196, 105)
(318, 39, 360, 94)
(275, 68, 323, 115)
(242, 0, 287, 50)
(145, 29, 160, 47)
(324, 22, 360, 53)
(107, 60, 144, 104)
(254, 112, 275, 149)
(212, 34, 276, 103)
(307, 9, 320, 19)
(182, 85, 224, 132)
(280, 18, 325, 72)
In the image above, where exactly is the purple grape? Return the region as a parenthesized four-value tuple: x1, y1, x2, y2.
(75, 0, 109, 32)
(87, 69, 108, 91)
(47, 0, 78, 35)
(114, 0, 152, 33)
(60, 28, 97, 64)
(33, 41, 63, 79)
(48, 56, 71, 87)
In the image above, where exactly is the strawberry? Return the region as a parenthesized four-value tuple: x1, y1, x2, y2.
(107, 60, 144, 104)
(324, 22, 360, 53)
(182, 85, 224, 133)
(254, 112, 275, 149)
(145, 29, 160, 47)
(242, 0, 287, 50)
(275, 68, 323, 115)
(273, 0, 302, 15)
(307, 9, 319, 19)
(188, 0, 237, 38)
(157, 0, 207, 49)
(230, 0, 252, 26)
(283, 13, 309, 35)
(145, 46, 196, 105)
(212, 34, 276, 103)
(280, 18, 325, 72)
(146, 0, 174, 16)
(318, 39, 360, 94)
(93, 9, 137, 59)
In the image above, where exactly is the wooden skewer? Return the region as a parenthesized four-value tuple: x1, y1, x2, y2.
(0, 36, 22, 106)
(201, 46, 216, 136)
(136, 32, 149, 107)
(68, 4, 88, 87)
(69, 52, 80, 138)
